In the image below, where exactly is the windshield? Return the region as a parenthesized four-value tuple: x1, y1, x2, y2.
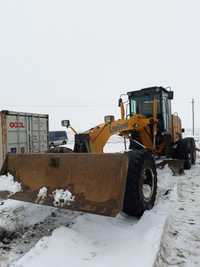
(49, 131, 67, 141)
(130, 95, 161, 117)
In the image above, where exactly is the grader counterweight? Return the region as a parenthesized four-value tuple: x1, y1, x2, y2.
(0, 86, 196, 217)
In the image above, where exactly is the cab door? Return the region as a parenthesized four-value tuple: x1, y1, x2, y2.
(161, 92, 172, 133)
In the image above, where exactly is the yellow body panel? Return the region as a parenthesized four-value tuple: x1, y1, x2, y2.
(83, 114, 158, 153)
(172, 113, 182, 143)
(82, 105, 182, 155)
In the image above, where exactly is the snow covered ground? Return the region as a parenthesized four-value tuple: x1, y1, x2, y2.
(0, 139, 200, 267)
(154, 161, 200, 267)
(0, 168, 175, 267)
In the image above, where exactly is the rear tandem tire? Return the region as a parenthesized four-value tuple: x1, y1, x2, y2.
(123, 150, 157, 218)
(174, 138, 196, 170)
(186, 137, 196, 165)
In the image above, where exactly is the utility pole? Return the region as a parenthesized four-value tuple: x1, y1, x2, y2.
(192, 98, 195, 136)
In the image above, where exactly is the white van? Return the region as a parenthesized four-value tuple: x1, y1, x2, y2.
(49, 131, 68, 147)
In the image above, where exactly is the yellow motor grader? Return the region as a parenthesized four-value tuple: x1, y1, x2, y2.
(0, 87, 196, 217)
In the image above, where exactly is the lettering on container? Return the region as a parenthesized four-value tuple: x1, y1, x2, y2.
(9, 122, 25, 128)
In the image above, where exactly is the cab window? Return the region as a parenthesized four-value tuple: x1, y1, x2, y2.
(130, 95, 160, 117)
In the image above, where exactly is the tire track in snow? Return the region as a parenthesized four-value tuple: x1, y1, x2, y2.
(154, 159, 200, 267)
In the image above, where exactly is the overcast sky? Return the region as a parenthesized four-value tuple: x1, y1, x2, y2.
(0, 0, 200, 132)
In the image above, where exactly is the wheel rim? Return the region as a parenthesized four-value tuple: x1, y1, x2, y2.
(142, 168, 154, 201)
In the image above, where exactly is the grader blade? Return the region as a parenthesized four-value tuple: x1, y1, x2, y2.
(0, 153, 129, 216)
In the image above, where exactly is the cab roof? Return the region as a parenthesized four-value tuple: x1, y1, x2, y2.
(127, 86, 173, 99)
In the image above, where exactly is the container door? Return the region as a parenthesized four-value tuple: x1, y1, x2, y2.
(30, 116, 48, 152)
(39, 117, 48, 151)
(6, 114, 29, 154)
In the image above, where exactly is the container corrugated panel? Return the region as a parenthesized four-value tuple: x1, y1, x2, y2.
(0, 111, 49, 168)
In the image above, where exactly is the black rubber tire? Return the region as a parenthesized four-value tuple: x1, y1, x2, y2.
(185, 137, 196, 164)
(175, 139, 191, 169)
(184, 156, 192, 170)
(174, 138, 196, 170)
(123, 150, 157, 218)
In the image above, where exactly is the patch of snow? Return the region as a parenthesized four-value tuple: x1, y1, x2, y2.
(156, 165, 178, 201)
(0, 173, 21, 194)
(35, 187, 48, 204)
(0, 199, 56, 234)
(103, 135, 127, 153)
(9, 213, 164, 267)
(53, 189, 75, 207)
(0, 202, 77, 266)
(37, 187, 48, 199)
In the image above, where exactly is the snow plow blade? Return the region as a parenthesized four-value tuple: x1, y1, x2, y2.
(0, 153, 129, 216)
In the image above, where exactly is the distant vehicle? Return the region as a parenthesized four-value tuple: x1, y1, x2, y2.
(49, 131, 68, 147)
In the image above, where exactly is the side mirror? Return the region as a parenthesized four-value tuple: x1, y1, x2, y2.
(168, 91, 174, 100)
(104, 115, 115, 124)
(61, 120, 70, 128)
(182, 128, 185, 133)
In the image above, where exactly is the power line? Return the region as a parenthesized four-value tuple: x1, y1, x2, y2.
(192, 98, 195, 136)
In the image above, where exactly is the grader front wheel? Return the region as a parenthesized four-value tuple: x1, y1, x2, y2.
(123, 150, 157, 218)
